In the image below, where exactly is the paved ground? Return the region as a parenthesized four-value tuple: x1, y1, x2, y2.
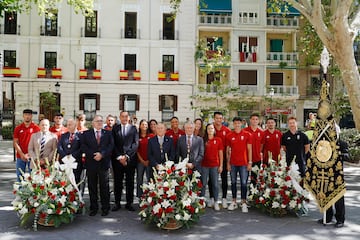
(0, 140, 359, 240)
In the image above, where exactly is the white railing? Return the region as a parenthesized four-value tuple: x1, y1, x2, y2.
(267, 85, 298, 95)
(199, 14, 232, 26)
(267, 52, 298, 65)
(196, 84, 259, 95)
(238, 12, 259, 25)
(267, 16, 299, 28)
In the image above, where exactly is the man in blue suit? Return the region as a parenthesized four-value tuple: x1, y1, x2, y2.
(112, 111, 139, 212)
(148, 123, 176, 171)
(176, 121, 204, 171)
(80, 115, 114, 217)
(57, 118, 82, 183)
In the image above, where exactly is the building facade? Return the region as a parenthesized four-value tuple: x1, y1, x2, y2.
(1, 0, 197, 124)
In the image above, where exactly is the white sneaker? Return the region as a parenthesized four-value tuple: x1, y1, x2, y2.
(214, 202, 220, 211)
(207, 198, 214, 208)
(228, 202, 238, 211)
(241, 202, 248, 213)
(222, 198, 228, 209)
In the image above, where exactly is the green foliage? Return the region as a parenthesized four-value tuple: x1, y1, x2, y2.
(0, 0, 94, 17)
(333, 92, 352, 121)
(340, 129, 360, 162)
(1, 125, 14, 140)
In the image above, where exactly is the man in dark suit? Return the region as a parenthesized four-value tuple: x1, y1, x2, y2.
(112, 111, 139, 212)
(176, 121, 204, 170)
(57, 118, 82, 183)
(80, 115, 114, 217)
(148, 123, 176, 170)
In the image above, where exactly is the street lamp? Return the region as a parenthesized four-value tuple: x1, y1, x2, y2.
(55, 82, 60, 92)
(269, 87, 275, 116)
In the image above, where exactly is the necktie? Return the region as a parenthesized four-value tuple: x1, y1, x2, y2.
(96, 130, 101, 144)
(69, 133, 74, 144)
(40, 134, 45, 158)
(122, 125, 126, 136)
(187, 136, 191, 154)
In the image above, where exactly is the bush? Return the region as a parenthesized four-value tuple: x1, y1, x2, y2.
(1, 125, 14, 140)
(340, 128, 360, 163)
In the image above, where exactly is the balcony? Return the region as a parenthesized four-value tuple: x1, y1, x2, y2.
(119, 70, 141, 80)
(37, 68, 62, 79)
(2, 67, 21, 77)
(79, 69, 101, 79)
(158, 72, 179, 81)
(199, 14, 232, 26)
(196, 84, 258, 96)
(267, 52, 298, 66)
(267, 16, 299, 28)
(238, 12, 259, 25)
(40, 25, 61, 36)
(266, 85, 298, 95)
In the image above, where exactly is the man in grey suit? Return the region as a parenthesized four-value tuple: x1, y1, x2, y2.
(28, 119, 58, 169)
(176, 121, 204, 171)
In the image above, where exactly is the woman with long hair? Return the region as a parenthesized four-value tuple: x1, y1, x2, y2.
(136, 119, 154, 198)
(201, 123, 223, 211)
(148, 119, 158, 135)
(194, 118, 205, 138)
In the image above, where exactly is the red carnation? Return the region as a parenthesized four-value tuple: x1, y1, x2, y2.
(197, 181, 203, 188)
(165, 207, 174, 213)
(270, 190, 276, 197)
(179, 181, 185, 186)
(169, 195, 177, 201)
(32, 184, 37, 188)
(285, 176, 291, 181)
(56, 209, 61, 214)
(40, 185, 45, 190)
(57, 202, 63, 208)
(187, 169, 193, 175)
(60, 181, 66, 187)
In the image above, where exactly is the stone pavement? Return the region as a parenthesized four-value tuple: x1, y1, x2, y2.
(0, 140, 359, 240)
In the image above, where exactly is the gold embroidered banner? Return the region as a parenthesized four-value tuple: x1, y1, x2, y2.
(303, 80, 346, 213)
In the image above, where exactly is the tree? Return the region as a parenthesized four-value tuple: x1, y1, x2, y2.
(0, 0, 94, 17)
(268, 0, 360, 129)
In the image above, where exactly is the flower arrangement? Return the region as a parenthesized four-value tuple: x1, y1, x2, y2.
(12, 156, 85, 231)
(248, 157, 309, 217)
(139, 159, 206, 229)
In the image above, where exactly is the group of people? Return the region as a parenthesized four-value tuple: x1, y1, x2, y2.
(12, 108, 344, 226)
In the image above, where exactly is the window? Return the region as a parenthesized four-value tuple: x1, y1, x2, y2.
(85, 11, 97, 37)
(162, 55, 174, 73)
(206, 71, 220, 84)
(4, 11, 17, 34)
(163, 13, 175, 40)
(239, 37, 258, 52)
(207, 37, 223, 51)
(239, 70, 257, 85)
(270, 39, 283, 52)
(45, 52, 57, 77)
(84, 53, 97, 70)
(159, 95, 178, 121)
(125, 12, 137, 39)
(79, 94, 100, 121)
(270, 73, 283, 85)
(119, 94, 139, 117)
(40, 92, 60, 120)
(124, 54, 136, 70)
(43, 9, 58, 36)
(4, 50, 16, 67)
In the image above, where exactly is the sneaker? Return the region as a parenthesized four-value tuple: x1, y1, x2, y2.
(222, 198, 228, 209)
(207, 198, 214, 208)
(228, 202, 238, 211)
(214, 202, 220, 211)
(241, 203, 248, 213)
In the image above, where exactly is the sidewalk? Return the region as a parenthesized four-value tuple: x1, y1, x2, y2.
(0, 140, 359, 240)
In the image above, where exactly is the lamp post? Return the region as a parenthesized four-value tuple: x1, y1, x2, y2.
(269, 87, 275, 117)
(55, 82, 60, 92)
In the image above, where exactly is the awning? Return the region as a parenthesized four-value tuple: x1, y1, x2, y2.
(267, 1, 300, 16)
(199, 0, 232, 14)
